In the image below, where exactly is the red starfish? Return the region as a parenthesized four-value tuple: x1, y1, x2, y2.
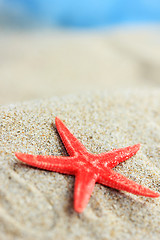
(15, 117, 159, 213)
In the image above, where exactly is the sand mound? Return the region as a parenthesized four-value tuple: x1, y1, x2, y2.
(0, 90, 160, 240)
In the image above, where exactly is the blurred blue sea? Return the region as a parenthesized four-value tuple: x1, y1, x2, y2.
(0, 0, 160, 28)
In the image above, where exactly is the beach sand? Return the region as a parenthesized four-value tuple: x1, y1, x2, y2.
(0, 26, 160, 105)
(1, 89, 160, 240)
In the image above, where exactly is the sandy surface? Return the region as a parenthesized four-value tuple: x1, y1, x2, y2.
(1, 90, 160, 240)
(0, 26, 160, 104)
(0, 26, 160, 239)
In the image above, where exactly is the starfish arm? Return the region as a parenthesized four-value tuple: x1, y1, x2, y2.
(74, 171, 98, 213)
(97, 144, 140, 168)
(55, 117, 88, 156)
(15, 152, 78, 174)
(97, 169, 160, 198)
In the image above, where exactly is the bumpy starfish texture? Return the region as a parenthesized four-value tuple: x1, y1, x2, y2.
(15, 117, 160, 213)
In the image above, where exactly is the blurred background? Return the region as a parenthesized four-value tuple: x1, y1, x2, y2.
(0, 0, 160, 104)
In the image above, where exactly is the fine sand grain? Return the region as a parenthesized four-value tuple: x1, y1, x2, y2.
(0, 89, 160, 240)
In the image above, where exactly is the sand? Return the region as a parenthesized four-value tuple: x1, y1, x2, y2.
(1, 26, 160, 239)
(0, 26, 160, 105)
(1, 89, 160, 240)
